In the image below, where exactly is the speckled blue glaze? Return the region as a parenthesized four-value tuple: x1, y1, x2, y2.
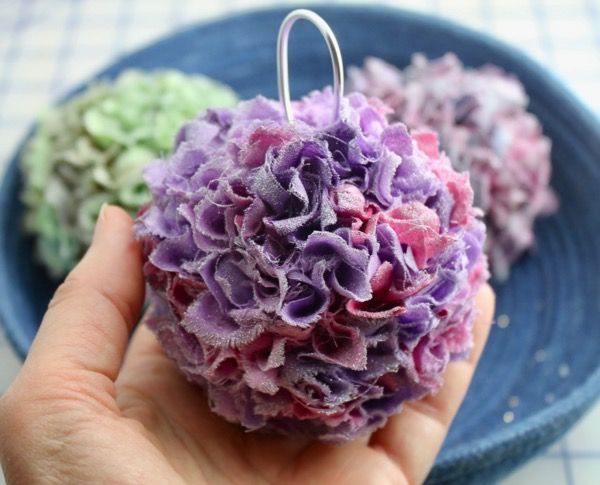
(1, 6, 599, 483)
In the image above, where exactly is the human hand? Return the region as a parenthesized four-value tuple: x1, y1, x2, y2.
(0, 205, 495, 485)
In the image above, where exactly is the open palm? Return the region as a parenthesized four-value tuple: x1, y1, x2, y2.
(0, 206, 494, 485)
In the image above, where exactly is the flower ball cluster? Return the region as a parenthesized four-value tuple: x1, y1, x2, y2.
(348, 54, 557, 280)
(21, 70, 237, 277)
(136, 88, 488, 441)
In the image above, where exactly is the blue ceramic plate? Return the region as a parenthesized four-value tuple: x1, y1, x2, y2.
(1, 6, 600, 484)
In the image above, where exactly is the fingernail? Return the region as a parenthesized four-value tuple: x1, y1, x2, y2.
(99, 202, 109, 221)
(93, 203, 109, 242)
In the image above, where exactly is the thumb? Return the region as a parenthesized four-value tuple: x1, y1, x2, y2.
(25, 204, 144, 382)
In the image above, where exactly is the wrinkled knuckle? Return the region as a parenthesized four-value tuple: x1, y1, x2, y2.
(0, 389, 36, 451)
(48, 277, 89, 311)
(0, 393, 22, 476)
(0, 392, 14, 438)
(51, 276, 136, 328)
(0, 389, 23, 430)
(118, 386, 162, 432)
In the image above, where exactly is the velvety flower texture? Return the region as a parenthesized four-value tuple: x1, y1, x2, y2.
(348, 54, 557, 280)
(136, 88, 488, 441)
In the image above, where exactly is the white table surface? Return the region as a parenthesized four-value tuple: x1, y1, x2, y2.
(1, 1, 599, 483)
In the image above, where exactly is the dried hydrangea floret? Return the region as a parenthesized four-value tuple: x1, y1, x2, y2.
(21, 69, 238, 276)
(349, 54, 557, 279)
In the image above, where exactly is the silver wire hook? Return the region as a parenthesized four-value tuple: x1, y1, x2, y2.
(277, 9, 344, 124)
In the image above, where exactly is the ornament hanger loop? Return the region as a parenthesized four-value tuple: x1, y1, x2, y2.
(277, 9, 344, 124)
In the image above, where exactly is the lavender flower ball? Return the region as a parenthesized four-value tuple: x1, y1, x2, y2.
(348, 54, 557, 280)
(136, 88, 488, 441)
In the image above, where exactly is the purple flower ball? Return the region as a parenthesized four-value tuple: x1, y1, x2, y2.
(135, 88, 488, 441)
(348, 54, 557, 280)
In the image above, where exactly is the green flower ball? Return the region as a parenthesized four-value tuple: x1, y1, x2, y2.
(20, 70, 238, 277)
